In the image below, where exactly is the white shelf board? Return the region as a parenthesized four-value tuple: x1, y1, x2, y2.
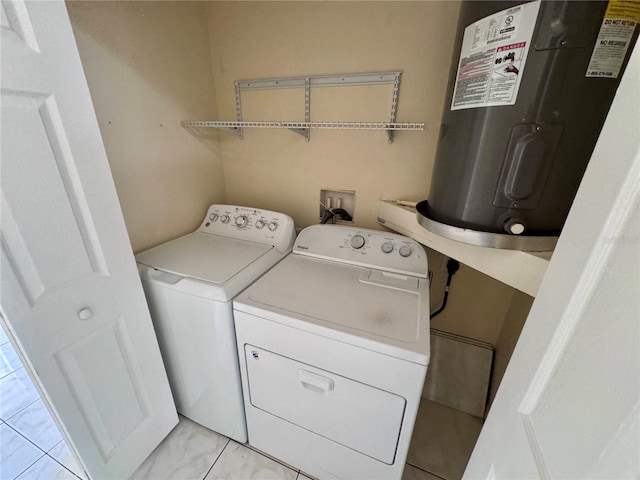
(377, 200, 552, 297)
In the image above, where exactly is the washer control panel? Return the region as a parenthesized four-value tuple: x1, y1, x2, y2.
(293, 225, 427, 278)
(197, 205, 295, 253)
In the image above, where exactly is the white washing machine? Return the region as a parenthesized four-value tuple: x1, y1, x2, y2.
(233, 225, 430, 479)
(135, 204, 295, 443)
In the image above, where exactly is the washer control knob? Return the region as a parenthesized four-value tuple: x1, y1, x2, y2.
(268, 222, 278, 232)
(235, 215, 248, 228)
(255, 220, 265, 229)
(381, 242, 394, 254)
(350, 234, 366, 249)
(399, 245, 412, 257)
(220, 215, 230, 224)
(209, 213, 219, 222)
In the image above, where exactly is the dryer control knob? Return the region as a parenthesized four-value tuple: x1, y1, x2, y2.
(268, 222, 278, 232)
(255, 220, 265, 229)
(235, 215, 248, 228)
(399, 245, 412, 257)
(220, 215, 230, 224)
(350, 234, 366, 249)
(381, 242, 394, 254)
(209, 213, 219, 222)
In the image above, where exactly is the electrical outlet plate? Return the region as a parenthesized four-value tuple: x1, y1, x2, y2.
(320, 189, 355, 223)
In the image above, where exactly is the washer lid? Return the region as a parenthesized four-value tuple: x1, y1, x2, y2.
(136, 232, 272, 284)
(235, 254, 430, 364)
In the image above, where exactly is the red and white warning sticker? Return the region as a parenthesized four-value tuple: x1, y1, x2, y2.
(451, 1, 541, 110)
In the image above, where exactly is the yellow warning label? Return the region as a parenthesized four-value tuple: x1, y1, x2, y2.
(586, 0, 639, 77)
(604, 0, 640, 23)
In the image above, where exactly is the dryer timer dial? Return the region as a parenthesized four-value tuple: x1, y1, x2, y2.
(350, 234, 366, 249)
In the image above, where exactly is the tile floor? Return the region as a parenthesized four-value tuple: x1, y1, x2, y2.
(0, 324, 475, 480)
(0, 328, 82, 480)
(407, 399, 483, 480)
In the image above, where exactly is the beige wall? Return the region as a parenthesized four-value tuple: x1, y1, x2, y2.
(488, 290, 534, 406)
(427, 249, 518, 345)
(207, 1, 460, 229)
(67, 1, 226, 253)
(68, 0, 525, 349)
(204, 0, 524, 346)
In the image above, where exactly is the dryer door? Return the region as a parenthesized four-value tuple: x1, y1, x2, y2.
(244, 345, 406, 465)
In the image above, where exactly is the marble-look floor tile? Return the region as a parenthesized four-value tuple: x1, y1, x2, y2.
(7, 399, 63, 451)
(403, 464, 444, 480)
(16, 455, 78, 480)
(0, 341, 22, 379)
(0, 367, 40, 420)
(49, 441, 83, 478)
(407, 399, 483, 480)
(131, 416, 228, 480)
(244, 444, 299, 472)
(0, 423, 45, 479)
(205, 441, 297, 480)
(423, 330, 493, 418)
(297, 472, 315, 480)
(0, 326, 9, 346)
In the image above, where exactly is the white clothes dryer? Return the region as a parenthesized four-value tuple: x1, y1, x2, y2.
(136, 205, 295, 443)
(233, 225, 430, 479)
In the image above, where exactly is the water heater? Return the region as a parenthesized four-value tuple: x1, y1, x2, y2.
(418, 0, 638, 250)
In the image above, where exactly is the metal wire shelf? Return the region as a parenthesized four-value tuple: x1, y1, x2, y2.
(180, 121, 425, 130)
(181, 72, 425, 143)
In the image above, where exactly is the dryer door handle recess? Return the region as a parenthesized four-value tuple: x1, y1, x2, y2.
(299, 369, 334, 395)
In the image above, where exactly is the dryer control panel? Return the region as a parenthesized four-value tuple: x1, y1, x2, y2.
(197, 204, 295, 254)
(293, 225, 427, 278)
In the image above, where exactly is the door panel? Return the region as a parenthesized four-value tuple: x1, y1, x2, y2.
(55, 317, 153, 460)
(0, 1, 177, 478)
(2, 94, 106, 290)
(2, 0, 39, 52)
(244, 344, 406, 465)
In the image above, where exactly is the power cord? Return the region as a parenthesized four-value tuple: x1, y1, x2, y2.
(430, 259, 460, 319)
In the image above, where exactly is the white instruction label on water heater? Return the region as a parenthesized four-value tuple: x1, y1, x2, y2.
(586, 0, 640, 78)
(451, 0, 541, 111)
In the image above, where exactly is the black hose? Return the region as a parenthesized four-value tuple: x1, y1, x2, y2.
(430, 259, 459, 319)
(319, 208, 353, 224)
(320, 209, 334, 224)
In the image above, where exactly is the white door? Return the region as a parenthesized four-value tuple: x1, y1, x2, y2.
(0, 1, 178, 479)
(465, 46, 639, 478)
